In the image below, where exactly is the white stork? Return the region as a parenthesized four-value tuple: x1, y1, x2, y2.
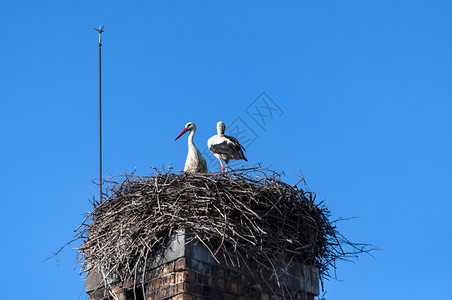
(208, 121, 247, 173)
(174, 122, 208, 173)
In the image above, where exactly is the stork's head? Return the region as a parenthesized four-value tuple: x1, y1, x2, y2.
(217, 121, 226, 135)
(174, 122, 196, 141)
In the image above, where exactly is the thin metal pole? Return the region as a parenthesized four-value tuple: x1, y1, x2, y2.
(95, 26, 104, 204)
(99, 43, 102, 203)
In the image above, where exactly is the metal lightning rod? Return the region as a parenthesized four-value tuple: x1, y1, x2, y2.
(94, 25, 104, 204)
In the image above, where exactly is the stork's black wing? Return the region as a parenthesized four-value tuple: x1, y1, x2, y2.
(224, 135, 246, 152)
(209, 140, 234, 155)
(209, 136, 248, 161)
(224, 136, 247, 160)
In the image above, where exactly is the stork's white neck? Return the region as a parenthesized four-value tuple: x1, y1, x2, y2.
(188, 128, 196, 149)
(217, 122, 225, 136)
(187, 128, 202, 163)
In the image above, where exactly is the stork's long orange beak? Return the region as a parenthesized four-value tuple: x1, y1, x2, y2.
(174, 128, 188, 141)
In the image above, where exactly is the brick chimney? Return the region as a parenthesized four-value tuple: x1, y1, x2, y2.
(86, 230, 319, 300)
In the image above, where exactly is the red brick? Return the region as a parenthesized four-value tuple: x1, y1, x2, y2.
(210, 288, 223, 299)
(88, 288, 107, 300)
(201, 285, 211, 296)
(160, 286, 169, 297)
(227, 270, 239, 280)
(162, 274, 175, 286)
(186, 270, 196, 282)
(207, 276, 214, 286)
(231, 282, 242, 294)
(216, 268, 225, 278)
(175, 272, 184, 283)
(240, 274, 249, 285)
(294, 291, 310, 300)
(146, 288, 158, 300)
(224, 293, 237, 300)
(162, 262, 175, 275)
(197, 273, 204, 284)
(181, 293, 196, 300)
(225, 279, 233, 291)
(148, 278, 161, 291)
(168, 284, 176, 296)
(202, 274, 213, 285)
(174, 282, 186, 293)
(189, 282, 202, 295)
(204, 264, 214, 276)
(217, 278, 225, 289)
(144, 268, 156, 282)
(175, 257, 187, 271)
(175, 270, 196, 283)
(186, 258, 202, 273)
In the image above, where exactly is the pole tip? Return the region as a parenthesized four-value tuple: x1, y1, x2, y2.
(93, 25, 105, 33)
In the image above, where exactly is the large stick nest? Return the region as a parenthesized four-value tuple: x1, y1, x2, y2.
(76, 167, 370, 292)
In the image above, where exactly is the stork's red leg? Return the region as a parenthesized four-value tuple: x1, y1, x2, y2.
(225, 161, 228, 173)
(218, 158, 224, 173)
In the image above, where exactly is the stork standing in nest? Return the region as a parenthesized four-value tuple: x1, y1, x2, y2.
(175, 122, 207, 173)
(208, 121, 247, 173)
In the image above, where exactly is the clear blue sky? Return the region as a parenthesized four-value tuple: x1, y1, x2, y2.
(1, 1, 451, 299)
